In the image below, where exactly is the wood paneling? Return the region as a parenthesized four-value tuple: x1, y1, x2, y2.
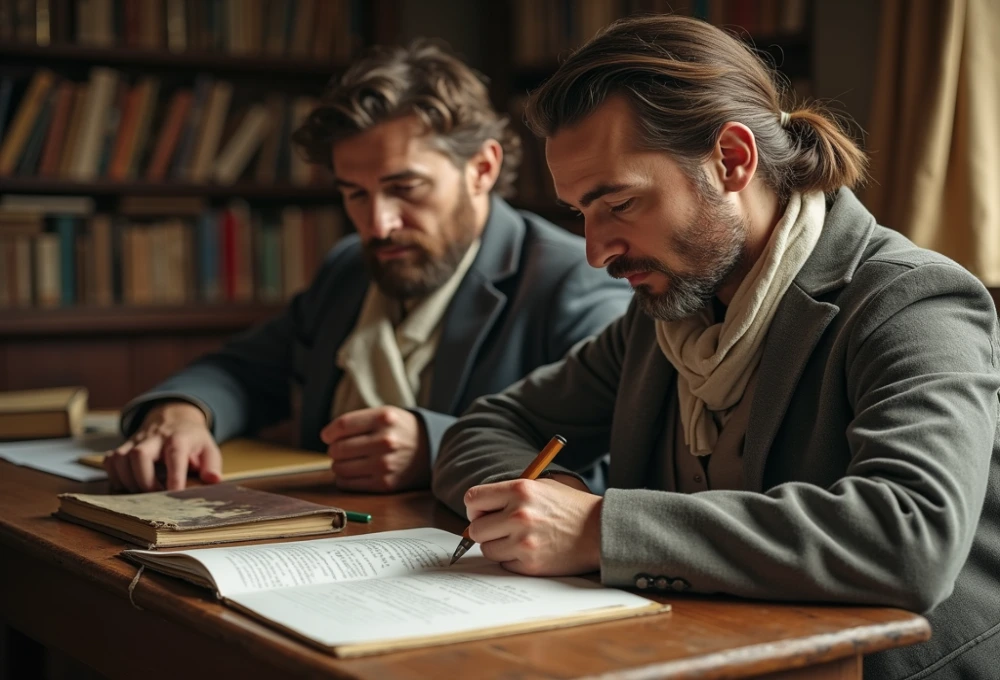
(129, 336, 232, 396)
(2, 339, 133, 408)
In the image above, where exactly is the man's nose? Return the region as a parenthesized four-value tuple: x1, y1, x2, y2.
(368, 196, 403, 240)
(585, 221, 627, 269)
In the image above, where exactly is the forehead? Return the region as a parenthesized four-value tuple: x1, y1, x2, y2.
(545, 96, 687, 203)
(331, 115, 444, 179)
(545, 97, 636, 186)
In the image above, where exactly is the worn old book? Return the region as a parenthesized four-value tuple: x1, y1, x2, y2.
(77, 437, 331, 481)
(0, 387, 88, 440)
(55, 484, 346, 549)
(123, 527, 668, 657)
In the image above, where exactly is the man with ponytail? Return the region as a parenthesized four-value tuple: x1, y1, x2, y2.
(433, 14, 1000, 679)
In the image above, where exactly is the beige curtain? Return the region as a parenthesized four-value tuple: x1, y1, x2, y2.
(864, 0, 1000, 283)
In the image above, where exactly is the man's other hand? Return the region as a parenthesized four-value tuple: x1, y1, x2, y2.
(104, 401, 221, 493)
(321, 406, 430, 493)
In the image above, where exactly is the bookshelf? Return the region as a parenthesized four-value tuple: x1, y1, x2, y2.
(0, 0, 392, 407)
(0, 0, 815, 408)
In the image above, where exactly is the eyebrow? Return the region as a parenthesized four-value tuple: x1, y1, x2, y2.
(558, 183, 635, 210)
(334, 170, 431, 190)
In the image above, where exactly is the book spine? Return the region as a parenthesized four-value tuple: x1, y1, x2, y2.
(34, 232, 61, 308)
(56, 215, 75, 305)
(0, 77, 16, 144)
(221, 206, 237, 302)
(0, 69, 56, 176)
(197, 210, 220, 303)
(16, 87, 55, 176)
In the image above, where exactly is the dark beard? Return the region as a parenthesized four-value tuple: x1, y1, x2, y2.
(363, 188, 478, 300)
(608, 182, 749, 322)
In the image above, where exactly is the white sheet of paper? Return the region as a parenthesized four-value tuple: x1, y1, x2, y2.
(228, 564, 652, 648)
(0, 433, 120, 482)
(128, 527, 490, 596)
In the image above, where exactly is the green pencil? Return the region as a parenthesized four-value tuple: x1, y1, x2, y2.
(345, 510, 372, 523)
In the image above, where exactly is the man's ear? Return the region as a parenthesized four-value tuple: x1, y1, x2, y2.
(467, 139, 503, 197)
(707, 122, 757, 193)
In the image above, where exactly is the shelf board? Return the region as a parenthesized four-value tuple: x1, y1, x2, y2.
(0, 42, 344, 77)
(0, 304, 285, 336)
(0, 178, 336, 200)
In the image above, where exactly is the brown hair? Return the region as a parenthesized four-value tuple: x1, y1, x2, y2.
(526, 14, 867, 198)
(293, 39, 521, 197)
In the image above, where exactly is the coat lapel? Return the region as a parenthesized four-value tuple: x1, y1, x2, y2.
(742, 286, 837, 491)
(299, 249, 369, 450)
(611, 329, 677, 490)
(430, 197, 524, 414)
(743, 188, 877, 491)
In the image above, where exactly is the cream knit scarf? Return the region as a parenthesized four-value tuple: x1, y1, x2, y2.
(654, 191, 826, 456)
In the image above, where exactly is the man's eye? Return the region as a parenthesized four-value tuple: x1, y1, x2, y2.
(347, 190, 366, 201)
(610, 198, 634, 214)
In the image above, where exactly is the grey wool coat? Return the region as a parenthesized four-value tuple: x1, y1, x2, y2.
(433, 188, 1000, 680)
(120, 196, 631, 468)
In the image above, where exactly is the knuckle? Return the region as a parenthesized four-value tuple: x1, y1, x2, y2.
(378, 408, 396, 427)
(509, 507, 534, 525)
(510, 479, 533, 501)
(379, 475, 396, 492)
(519, 534, 539, 552)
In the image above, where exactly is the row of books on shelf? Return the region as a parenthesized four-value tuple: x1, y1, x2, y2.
(511, 0, 809, 67)
(0, 0, 362, 61)
(0, 67, 323, 185)
(0, 195, 347, 309)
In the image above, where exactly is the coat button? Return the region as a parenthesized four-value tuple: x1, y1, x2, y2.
(635, 575, 651, 589)
(672, 578, 691, 591)
(693, 474, 703, 483)
(654, 577, 669, 590)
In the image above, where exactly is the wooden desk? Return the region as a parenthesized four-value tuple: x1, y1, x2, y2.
(0, 460, 930, 680)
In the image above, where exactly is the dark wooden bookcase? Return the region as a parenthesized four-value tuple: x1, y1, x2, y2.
(0, 0, 397, 407)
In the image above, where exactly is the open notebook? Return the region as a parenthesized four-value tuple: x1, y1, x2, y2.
(124, 527, 669, 657)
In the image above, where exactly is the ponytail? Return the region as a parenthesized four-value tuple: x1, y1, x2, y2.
(781, 105, 868, 194)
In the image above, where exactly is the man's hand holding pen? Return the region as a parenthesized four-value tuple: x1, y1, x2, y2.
(462, 475, 603, 577)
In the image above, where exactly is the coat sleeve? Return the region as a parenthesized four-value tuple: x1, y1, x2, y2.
(119, 241, 357, 442)
(432, 303, 637, 515)
(599, 264, 1000, 612)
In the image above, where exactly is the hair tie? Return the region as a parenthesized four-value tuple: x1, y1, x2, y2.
(779, 111, 792, 128)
